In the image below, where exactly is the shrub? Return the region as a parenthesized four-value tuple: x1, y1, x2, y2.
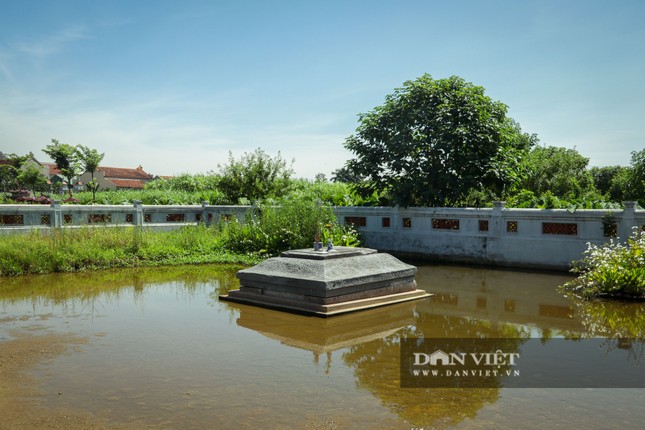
(71, 189, 227, 205)
(560, 228, 645, 299)
(218, 198, 360, 256)
(145, 173, 220, 193)
(217, 148, 294, 203)
(283, 179, 374, 206)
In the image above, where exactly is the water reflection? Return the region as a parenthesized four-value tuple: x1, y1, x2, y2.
(226, 265, 645, 427)
(0, 265, 241, 304)
(570, 298, 645, 338)
(341, 319, 525, 427)
(415, 266, 581, 336)
(0, 264, 643, 429)
(228, 300, 416, 377)
(231, 300, 416, 353)
(223, 266, 572, 427)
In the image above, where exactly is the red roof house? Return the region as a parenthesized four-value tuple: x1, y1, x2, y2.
(79, 165, 154, 190)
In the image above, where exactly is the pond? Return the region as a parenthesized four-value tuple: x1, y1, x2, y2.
(0, 263, 644, 429)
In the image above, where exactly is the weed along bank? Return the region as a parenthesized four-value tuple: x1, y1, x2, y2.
(0, 200, 643, 271)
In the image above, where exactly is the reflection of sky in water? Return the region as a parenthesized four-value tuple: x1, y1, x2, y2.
(0, 265, 644, 429)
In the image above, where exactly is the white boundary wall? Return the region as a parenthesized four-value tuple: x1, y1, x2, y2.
(0, 201, 250, 234)
(1, 201, 643, 271)
(334, 202, 644, 271)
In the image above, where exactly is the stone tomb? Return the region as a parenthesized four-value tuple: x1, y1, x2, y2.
(220, 246, 431, 317)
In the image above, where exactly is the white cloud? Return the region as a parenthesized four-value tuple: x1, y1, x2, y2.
(14, 25, 90, 60)
(0, 86, 352, 179)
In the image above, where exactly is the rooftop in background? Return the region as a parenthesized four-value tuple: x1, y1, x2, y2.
(97, 165, 154, 180)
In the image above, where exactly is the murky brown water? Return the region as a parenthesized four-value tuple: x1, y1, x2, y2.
(0, 264, 644, 429)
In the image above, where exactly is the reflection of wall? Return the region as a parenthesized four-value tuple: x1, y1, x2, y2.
(233, 300, 416, 353)
(415, 265, 584, 333)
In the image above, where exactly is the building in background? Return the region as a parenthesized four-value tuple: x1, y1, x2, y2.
(78, 165, 154, 190)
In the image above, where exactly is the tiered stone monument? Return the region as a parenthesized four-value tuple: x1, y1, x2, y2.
(220, 246, 430, 317)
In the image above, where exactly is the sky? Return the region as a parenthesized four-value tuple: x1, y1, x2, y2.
(1, 0, 644, 179)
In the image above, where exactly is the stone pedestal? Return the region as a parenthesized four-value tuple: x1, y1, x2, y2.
(220, 246, 431, 317)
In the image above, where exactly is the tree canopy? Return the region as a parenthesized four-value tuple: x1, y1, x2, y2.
(16, 163, 48, 195)
(625, 148, 645, 203)
(590, 165, 630, 203)
(343, 74, 537, 206)
(0, 153, 31, 192)
(217, 148, 294, 203)
(76, 145, 105, 203)
(42, 139, 81, 198)
(516, 146, 595, 199)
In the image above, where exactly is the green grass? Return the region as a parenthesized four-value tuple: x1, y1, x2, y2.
(0, 197, 361, 276)
(0, 225, 262, 276)
(217, 199, 361, 256)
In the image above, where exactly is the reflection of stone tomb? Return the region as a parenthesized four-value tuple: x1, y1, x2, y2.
(231, 300, 417, 353)
(220, 247, 430, 317)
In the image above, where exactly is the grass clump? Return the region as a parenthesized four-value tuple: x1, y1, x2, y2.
(218, 199, 360, 257)
(0, 226, 260, 276)
(0, 198, 361, 276)
(560, 228, 645, 300)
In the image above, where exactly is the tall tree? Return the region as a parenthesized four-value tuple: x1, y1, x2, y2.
(343, 74, 536, 206)
(0, 153, 30, 192)
(625, 148, 645, 204)
(42, 139, 81, 198)
(16, 163, 49, 195)
(590, 165, 630, 202)
(331, 166, 364, 183)
(217, 148, 294, 203)
(76, 145, 105, 203)
(516, 146, 595, 199)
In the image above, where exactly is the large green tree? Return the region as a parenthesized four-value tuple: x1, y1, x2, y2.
(217, 148, 294, 203)
(0, 153, 30, 192)
(516, 146, 595, 199)
(16, 163, 49, 195)
(42, 139, 81, 198)
(75, 145, 104, 203)
(590, 165, 630, 203)
(343, 74, 537, 206)
(331, 166, 364, 183)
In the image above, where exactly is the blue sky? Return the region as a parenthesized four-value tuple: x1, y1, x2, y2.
(1, 0, 643, 178)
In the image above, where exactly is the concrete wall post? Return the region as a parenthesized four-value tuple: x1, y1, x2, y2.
(133, 200, 144, 227)
(51, 200, 62, 228)
(621, 201, 637, 239)
(201, 201, 209, 226)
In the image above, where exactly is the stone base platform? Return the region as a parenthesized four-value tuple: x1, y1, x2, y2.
(220, 246, 431, 317)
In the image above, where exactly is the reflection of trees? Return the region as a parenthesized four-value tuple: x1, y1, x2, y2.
(341, 313, 530, 428)
(568, 298, 645, 363)
(0, 265, 241, 314)
(570, 298, 645, 338)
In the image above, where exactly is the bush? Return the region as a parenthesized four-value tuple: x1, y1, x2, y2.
(560, 228, 645, 299)
(218, 198, 360, 256)
(217, 148, 294, 203)
(145, 173, 220, 193)
(282, 179, 375, 206)
(71, 189, 228, 205)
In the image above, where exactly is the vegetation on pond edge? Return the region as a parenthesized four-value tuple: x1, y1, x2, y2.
(0, 199, 360, 276)
(560, 228, 645, 300)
